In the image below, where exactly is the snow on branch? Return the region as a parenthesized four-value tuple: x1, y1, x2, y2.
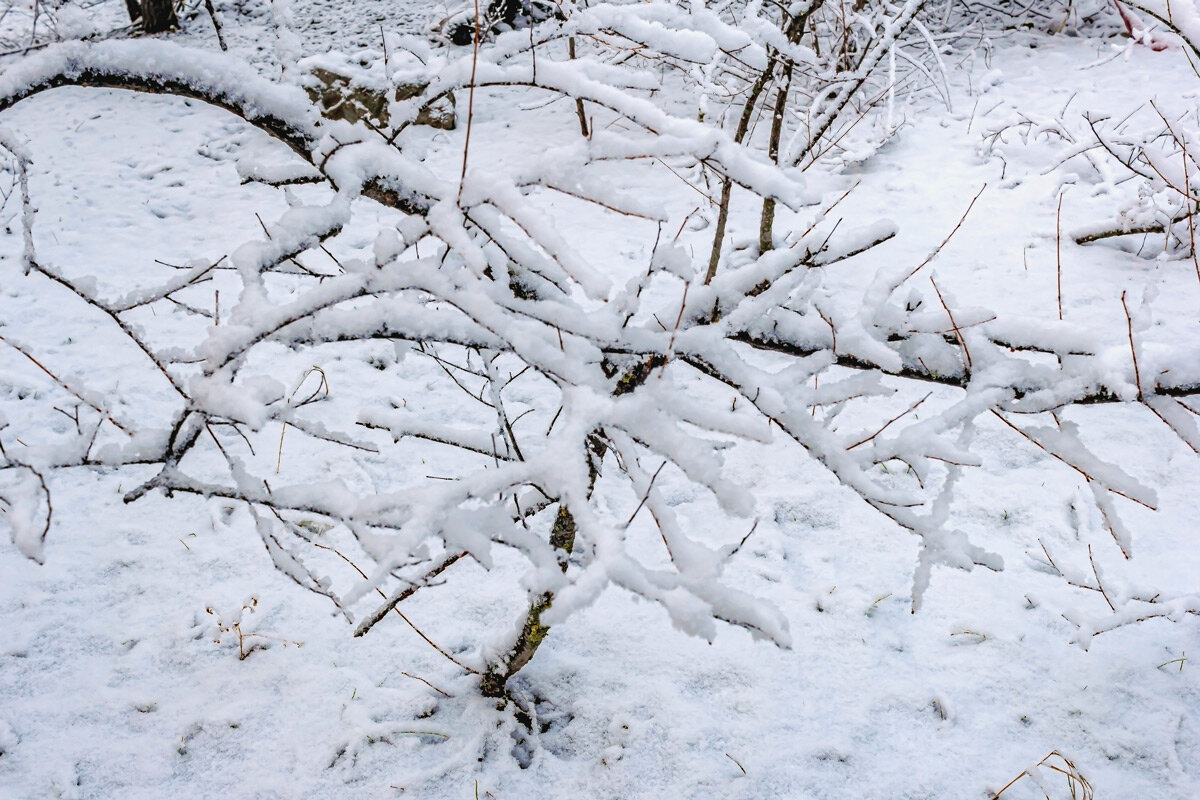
(0, 40, 320, 157)
(1, 3, 1196, 702)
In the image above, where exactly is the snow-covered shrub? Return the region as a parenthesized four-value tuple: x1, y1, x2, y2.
(937, 0, 1111, 35)
(980, 1, 1200, 259)
(0, 0, 106, 51)
(0, 0, 1196, 714)
(1075, 2, 1200, 259)
(1072, 105, 1200, 258)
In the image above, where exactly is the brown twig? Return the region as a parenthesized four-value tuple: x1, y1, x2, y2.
(1087, 543, 1116, 612)
(1089, 480, 1133, 559)
(623, 461, 667, 527)
(1074, 216, 1191, 245)
(990, 411, 1155, 510)
(400, 671, 453, 698)
(1175, 115, 1200, 299)
(847, 391, 933, 449)
(930, 276, 971, 371)
(0, 334, 133, 434)
(30, 262, 190, 398)
(1056, 192, 1064, 321)
(304, 529, 480, 674)
(355, 551, 469, 637)
(458, 0, 481, 203)
(203, 0, 226, 51)
(903, 183, 987, 284)
(1120, 290, 1143, 401)
(568, 37, 589, 138)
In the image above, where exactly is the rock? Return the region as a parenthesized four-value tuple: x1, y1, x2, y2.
(305, 67, 456, 130)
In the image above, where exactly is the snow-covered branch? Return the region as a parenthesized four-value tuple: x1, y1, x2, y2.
(2, 3, 1196, 703)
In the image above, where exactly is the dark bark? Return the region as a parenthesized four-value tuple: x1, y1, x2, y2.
(481, 429, 614, 699)
(480, 505, 577, 698)
(569, 38, 589, 138)
(140, 0, 178, 33)
(705, 2, 823, 284)
(0, 62, 432, 217)
(759, 64, 793, 254)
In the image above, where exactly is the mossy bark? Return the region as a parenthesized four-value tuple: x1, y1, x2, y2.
(481, 506, 577, 698)
(481, 431, 614, 698)
(482, 359, 667, 698)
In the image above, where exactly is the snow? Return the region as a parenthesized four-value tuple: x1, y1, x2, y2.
(0, 3, 1199, 800)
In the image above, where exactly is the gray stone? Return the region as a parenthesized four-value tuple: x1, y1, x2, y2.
(305, 66, 456, 130)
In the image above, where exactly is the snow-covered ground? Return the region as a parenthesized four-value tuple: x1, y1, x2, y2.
(1, 5, 1199, 800)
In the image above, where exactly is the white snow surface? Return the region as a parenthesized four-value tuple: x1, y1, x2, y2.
(0, 10, 1199, 800)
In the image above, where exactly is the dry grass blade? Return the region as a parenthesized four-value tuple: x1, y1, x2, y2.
(276, 366, 332, 473)
(993, 749, 1094, 800)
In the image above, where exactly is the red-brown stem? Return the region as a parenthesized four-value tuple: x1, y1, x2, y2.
(991, 410, 1155, 510)
(0, 334, 133, 434)
(1181, 126, 1200, 303)
(457, 0, 481, 203)
(903, 183, 987, 284)
(847, 391, 933, 450)
(569, 37, 589, 138)
(930, 276, 971, 371)
(1056, 192, 1064, 321)
(1121, 290, 1144, 401)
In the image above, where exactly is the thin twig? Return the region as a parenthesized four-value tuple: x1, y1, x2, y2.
(903, 183, 987, 283)
(1120, 290, 1143, 401)
(930, 276, 971, 371)
(847, 392, 933, 449)
(458, 0, 481, 203)
(0, 334, 133, 434)
(991, 411, 1154, 510)
(355, 552, 469, 637)
(569, 37, 589, 138)
(400, 671, 453, 698)
(204, 0, 227, 50)
(1056, 192, 1064, 320)
(1087, 543, 1116, 612)
(623, 461, 667, 527)
(305, 530, 480, 674)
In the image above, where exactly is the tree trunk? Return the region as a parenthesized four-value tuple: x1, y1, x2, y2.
(140, 0, 178, 33)
(480, 358, 664, 698)
(759, 64, 793, 254)
(480, 422, 627, 699)
(705, 2, 821, 284)
(480, 505, 578, 698)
